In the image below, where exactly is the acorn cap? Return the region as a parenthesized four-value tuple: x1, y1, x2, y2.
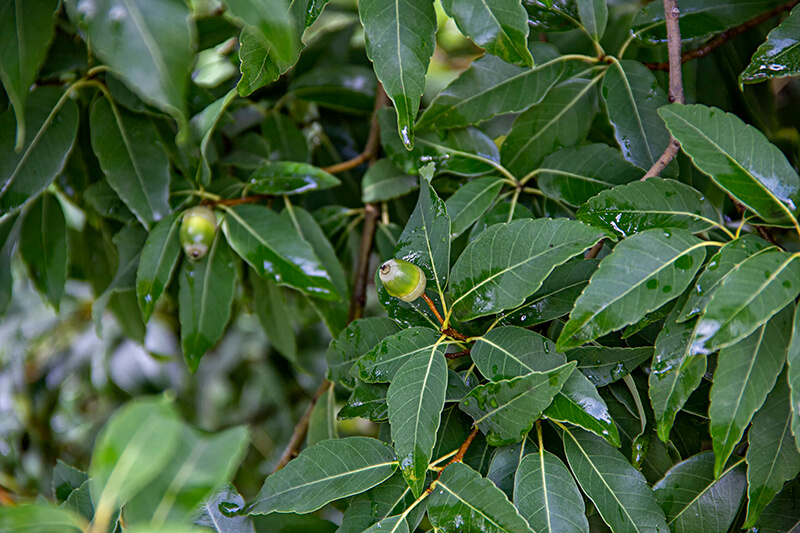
(379, 258, 426, 302)
(180, 206, 217, 261)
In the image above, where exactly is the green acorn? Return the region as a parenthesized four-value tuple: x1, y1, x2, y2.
(379, 258, 426, 302)
(180, 206, 217, 261)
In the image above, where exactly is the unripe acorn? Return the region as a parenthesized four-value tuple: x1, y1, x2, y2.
(379, 258, 426, 302)
(180, 206, 217, 261)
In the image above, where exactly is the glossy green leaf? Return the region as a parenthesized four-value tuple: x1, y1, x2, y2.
(538, 144, 643, 207)
(544, 371, 621, 447)
(67, 0, 193, 123)
(225, 0, 294, 62)
(486, 437, 536, 498)
(363, 516, 408, 533)
(568, 346, 653, 386)
(194, 484, 255, 533)
(339, 471, 421, 533)
(632, 0, 788, 45)
(515, 449, 589, 533)
(789, 307, 800, 452)
(252, 275, 298, 365)
(417, 43, 560, 131)
(125, 425, 249, 525)
(360, 0, 436, 149)
(289, 65, 377, 114)
(191, 89, 237, 186)
(460, 362, 575, 446)
(90, 98, 170, 228)
(427, 462, 534, 533)
(381, 108, 500, 177)
(262, 110, 309, 162)
(660, 103, 800, 224)
(446, 177, 504, 239)
(602, 60, 671, 172)
(563, 427, 669, 533)
(0, 0, 59, 148)
(362, 159, 418, 203)
(741, 4, 800, 83)
(469, 202, 533, 241)
(649, 293, 707, 443)
(441, 0, 531, 66)
(89, 398, 181, 515)
(653, 452, 746, 533)
(178, 232, 236, 372)
(692, 251, 800, 354)
(393, 175, 450, 292)
(136, 212, 181, 323)
(709, 304, 792, 478)
(387, 343, 447, 496)
(499, 259, 598, 328)
(19, 193, 66, 310)
(745, 372, 800, 528)
(237, 25, 294, 97)
(576, 178, 720, 238)
(225, 204, 338, 300)
(450, 218, 605, 321)
(246, 161, 340, 196)
(326, 317, 400, 389)
(558, 228, 706, 350)
(0, 505, 86, 532)
(471, 326, 566, 381)
(308, 383, 337, 446)
(679, 235, 776, 323)
(525, 0, 580, 32)
(352, 327, 444, 383)
(0, 87, 78, 214)
(338, 381, 388, 422)
(749, 477, 800, 533)
(501, 78, 598, 178)
(248, 437, 398, 514)
(577, 0, 607, 41)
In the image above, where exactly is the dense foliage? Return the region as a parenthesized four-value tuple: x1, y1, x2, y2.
(2, 0, 800, 531)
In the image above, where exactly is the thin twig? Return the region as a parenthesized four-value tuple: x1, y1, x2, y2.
(349, 203, 380, 322)
(445, 426, 480, 467)
(421, 293, 445, 325)
(643, 0, 800, 71)
(273, 379, 331, 471)
(323, 85, 389, 174)
(445, 349, 471, 360)
(642, 0, 684, 180)
(585, 240, 605, 259)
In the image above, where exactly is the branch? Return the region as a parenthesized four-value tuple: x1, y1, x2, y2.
(643, 0, 800, 71)
(273, 379, 331, 471)
(642, 0, 684, 180)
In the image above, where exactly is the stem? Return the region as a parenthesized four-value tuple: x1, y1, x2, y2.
(445, 348, 470, 360)
(585, 240, 604, 259)
(421, 293, 445, 325)
(507, 186, 522, 223)
(273, 379, 332, 472)
(445, 426, 480, 467)
(349, 204, 379, 322)
(622, 374, 647, 438)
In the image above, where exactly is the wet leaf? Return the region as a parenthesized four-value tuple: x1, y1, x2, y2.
(741, 4, 800, 84)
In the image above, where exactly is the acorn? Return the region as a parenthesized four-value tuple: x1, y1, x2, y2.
(379, 259, 426, 302)
(180, 206, 217, 261)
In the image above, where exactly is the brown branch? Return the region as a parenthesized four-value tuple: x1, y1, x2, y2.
(273, 379, 332, 471)
(421, 293, 445, 325)
(207, 194, 269, 207)
(644, 0, 800, 71)
(323, 85, 389, 174)
(445, 349, 471, 360)
(349, 203, 380, 322)
(642, 0, 684, 181)
(585, 240, 605, 259)
(446, 426, 480, 466)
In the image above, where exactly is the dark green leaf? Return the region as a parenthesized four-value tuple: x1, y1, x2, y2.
(525, 0, 580, 32)
(338, 381, 388, 422)
(558, 228, 706, 350)
(515, 449, 589, 533)
(790, 307, 800, 452)
(67, 0, 193, 123)
(709, 304, 792, 478)
(568, 346, 653, 386)
(237, 25, 295, 97)
(387, 343, 447, 496)
(289, 65, 376, 114)
(486, 437, 536, 498)
(362, 159, 418, 203)
(0, 87, 78, 213)
(338, 471, 421, 533)
(741, 4, 800, 84)
(136, 212, 181, 323)
(450, 218, 605, 321)
(262, 111, 309, 162)
(191, 89, 237, 186)
(563, 427, 669, 533)
(178, 232, 236, 372)
(194, 484, 255, 533)
(360, 0, 436, 149)
(352, 327, 444, 383)
(660, 103, 800, 225)
(0, 0, 59, 148)
(52, 461, 88, 504)
(19, 193, 66, 309)
(576, 178, 720, 238)
(538, 144, 643, 206)
(445, 176, 504, 239)
(441, 0, 531, 66)
(90, 98, 171, 228)
(460, 362, 575, 446)
(653, 452, 746, 533)
(427, 462, 534, 533)
(501, 78, 598, 178)
(326, 318, 400, 389)
(308, 383, 337, 446)
(225, 0, 294, 63)
(225, 204, 338, 300)
(745, 372, 800, 527)
(577, 0, 606, 41)
(470, 326, 566, 381)
(602, 60, 671, 173)
(417, 43, 560, 131)
(248, 437, 398, 514)
(544, 371, 621, 447)
(252, 275, 298, 366)
(692, 251, 800, 353)
(246, 161, 340, 196)
(749, 478, 800, 533)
